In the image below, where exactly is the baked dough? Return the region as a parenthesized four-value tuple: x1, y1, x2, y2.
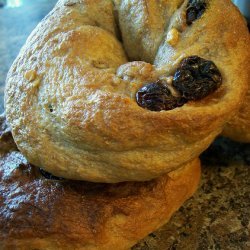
(4, 0, 250, 182)
(222, 86, 250, 142)
(0, 124, 201, 250)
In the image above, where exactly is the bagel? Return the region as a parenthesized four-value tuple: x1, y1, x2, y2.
(4, 0, 250, 182)
(222, 86, 250, 142)
(0, 117, 201, 250)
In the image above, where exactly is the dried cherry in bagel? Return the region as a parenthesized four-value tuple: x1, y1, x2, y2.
(172, 56, 222, 100)
(136, 82, 186, 111)
(186, 0, 207, 25)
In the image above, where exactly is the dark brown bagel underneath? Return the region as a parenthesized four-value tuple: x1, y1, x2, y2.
(0, 114, 201, 250)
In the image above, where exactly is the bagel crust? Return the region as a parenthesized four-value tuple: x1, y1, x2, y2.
(4, 0, 250, 182)
(222, 85, 250, 142)
(0, 127, 201, 250)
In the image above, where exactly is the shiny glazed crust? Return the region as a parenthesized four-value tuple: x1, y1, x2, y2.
(0, 133, 201, 250)
(4, 0, 250, 182)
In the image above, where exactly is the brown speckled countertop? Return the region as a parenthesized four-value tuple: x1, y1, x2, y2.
(0, 1, 249, 249)
(133, 138, 250, 249)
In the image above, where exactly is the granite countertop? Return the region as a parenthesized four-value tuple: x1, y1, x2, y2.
(0, 1, 249, 249)
(133, 140, 250, 250)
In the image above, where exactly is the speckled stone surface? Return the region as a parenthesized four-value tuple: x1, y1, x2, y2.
(133, 138, 250, 250)
(0, 1, 249, 249)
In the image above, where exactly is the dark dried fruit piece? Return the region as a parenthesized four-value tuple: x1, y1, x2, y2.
(186, 0, 207, 25)
(173, 56, 222, 100)
(39, 168, 64, 180)
(136, 82, 186, 111)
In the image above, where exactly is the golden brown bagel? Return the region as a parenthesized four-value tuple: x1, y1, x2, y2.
(0, 124, 201, 250)
(4, 0, 249, 182)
